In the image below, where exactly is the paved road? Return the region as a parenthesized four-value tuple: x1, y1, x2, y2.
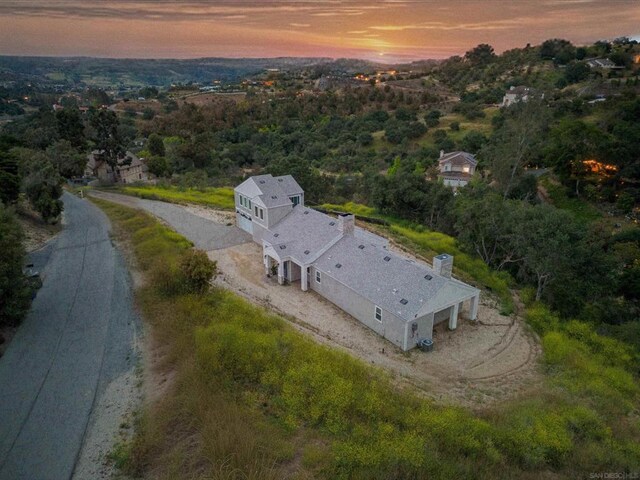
(89, 190, 251, 250)
(0, 192, 139, 480)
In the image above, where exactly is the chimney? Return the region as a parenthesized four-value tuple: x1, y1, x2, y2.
(433, 253, 453, 279)
(338, 213, 355, 235)
(439, 150, 445, 159)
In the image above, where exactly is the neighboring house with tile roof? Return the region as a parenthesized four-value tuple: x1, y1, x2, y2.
(437, 150, 478, 189)
(234, 175, 480, 351)
(85, 150, 152, 184)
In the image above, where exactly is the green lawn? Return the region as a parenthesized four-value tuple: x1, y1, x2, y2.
(92, 197, 640, 479)
(116, 185, 235, 210)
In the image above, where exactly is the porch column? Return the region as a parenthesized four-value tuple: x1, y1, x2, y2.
(301, 266, 308, 291)
(277, 261, 285, 285)
(470, 294, 479, 321)
(448, 303, 459, 330)
(264, 255, 272, 276)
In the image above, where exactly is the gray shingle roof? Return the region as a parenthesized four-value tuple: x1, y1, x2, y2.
(314, 235, 478, 322)
(235, 174, 302, 208)
(263, 206, 342, 263)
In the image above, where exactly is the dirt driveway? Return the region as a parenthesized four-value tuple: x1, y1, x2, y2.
(90, 194, 542, 408)
(208, 238, 542, 408)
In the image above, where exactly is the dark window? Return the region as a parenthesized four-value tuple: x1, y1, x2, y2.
(329, 221, 335, 226)
(424, 274, 432, 280)
(335, 263, 342, 269)
(358, 245, 365, 249)
(384, 256, 391, 262)
(304, 250, 310, 255)
(274, 233, 279, 237)
(279, 245, 286, 250)
(400, 298, 408, 305)
(375, 306, 382, 322)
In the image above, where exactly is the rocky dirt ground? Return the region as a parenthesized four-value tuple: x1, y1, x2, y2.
(188, 206, 543, 408)
(90, 192, 543, 409)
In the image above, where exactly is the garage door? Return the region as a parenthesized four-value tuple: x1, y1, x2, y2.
(237, 213, 253, 234)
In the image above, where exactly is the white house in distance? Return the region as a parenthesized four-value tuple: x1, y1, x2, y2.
(501, 85, 537, 107)
(438, 151, 477, 189)
(234, 174, 480, 351)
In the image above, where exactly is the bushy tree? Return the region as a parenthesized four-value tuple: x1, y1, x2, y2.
(147, 133, 165, 157)
(46, 140, 86, 178)
(483, 100, 548, 199)
(88, 109, 126, 171)
(0, 203, 31, 327)
(55, 108, 85, 150)
(180, 249, 217, 294)
(18, 150, 63, 222)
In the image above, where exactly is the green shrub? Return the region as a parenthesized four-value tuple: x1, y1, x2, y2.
(180, 249, 217, 294)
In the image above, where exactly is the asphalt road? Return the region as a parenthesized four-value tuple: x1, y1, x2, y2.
(0, 192, 139, 480)
(89, 190, 251, 250)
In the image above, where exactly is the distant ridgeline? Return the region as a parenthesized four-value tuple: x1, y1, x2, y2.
(0, 56, 379, 87)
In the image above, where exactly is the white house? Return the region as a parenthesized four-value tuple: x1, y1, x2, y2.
(437, 151, 478, 189)
(234, 174, 480, 351)
(501, 85, 538, 107)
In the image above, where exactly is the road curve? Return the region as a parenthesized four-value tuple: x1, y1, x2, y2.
(0, 192, 139, 480)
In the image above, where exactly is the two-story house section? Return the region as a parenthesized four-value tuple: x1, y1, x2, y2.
(234, 174, 304, 240)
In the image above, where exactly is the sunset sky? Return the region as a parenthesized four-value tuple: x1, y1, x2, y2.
(0, 0, 639, 62)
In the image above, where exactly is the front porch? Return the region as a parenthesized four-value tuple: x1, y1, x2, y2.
(264, 254, 309, 291)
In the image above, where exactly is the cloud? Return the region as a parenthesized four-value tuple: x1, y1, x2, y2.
(0, 1, 396, 21)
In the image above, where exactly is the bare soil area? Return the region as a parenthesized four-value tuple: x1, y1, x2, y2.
(16, 202, 62, 253)
(92, 192, 542, 408)
(209, 242, 542, 408)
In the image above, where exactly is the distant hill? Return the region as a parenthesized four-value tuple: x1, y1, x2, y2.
(0, 56, 382, 88)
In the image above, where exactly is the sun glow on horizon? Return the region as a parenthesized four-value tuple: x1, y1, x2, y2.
(0, 1, 639, 60)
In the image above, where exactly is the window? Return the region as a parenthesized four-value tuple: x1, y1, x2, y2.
(254, 206, 258, 217)
(248, 199, 252, 210)
(315, 270, 321, 283)
(290, 195, 300, 206)
(375, 306, 382, 322)
(259, 208, 264, 220)
(463, 166, 470, 173)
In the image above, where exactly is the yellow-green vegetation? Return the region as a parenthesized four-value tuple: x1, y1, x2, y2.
(116, 185, 235, 210)
(322, 202, 513, 312)
(92, 197, 640, 479)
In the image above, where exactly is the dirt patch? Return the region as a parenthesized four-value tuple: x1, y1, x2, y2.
(183, 204, 235, 225)
(16, 202, 62, 253)
(90, 195, 542, 408)
(209, 242, 542, 408)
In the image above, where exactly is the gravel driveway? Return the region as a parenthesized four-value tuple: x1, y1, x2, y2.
(0, 192, 140, 480)
(89, 190, 251, 250)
